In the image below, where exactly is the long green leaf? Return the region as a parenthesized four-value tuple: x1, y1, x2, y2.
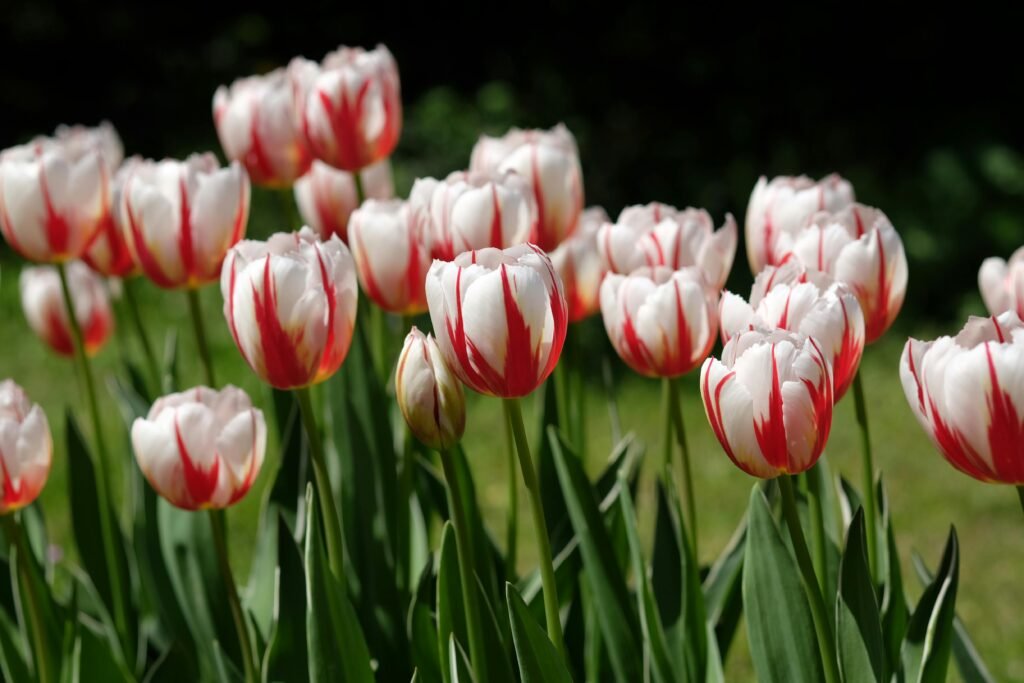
(436, 522, 466, 683)
(836, 510, 885, 683)
(702, 516, 746, 659)
(900, 527, 959, 683)
(876, 477, 908, 675)
(262, 515, 308, 683)
(506, 584, 573, 683)
(407, 558, 442, 683)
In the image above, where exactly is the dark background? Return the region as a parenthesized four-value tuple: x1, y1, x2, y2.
(4, 4, 1024, 328)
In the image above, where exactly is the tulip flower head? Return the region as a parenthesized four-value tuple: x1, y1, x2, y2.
(222, 227, 358, 389)
(745, 173, 855, 273)
(600, 266, 718, 378)
(122, 154, 250, 289)
(213, 68, 313, 187)
(597, 203, 737, 289)
(20, 261, 113, 357)
(348, 199, 430, 314)
(549, 207, 610, 322)
(294, 158, 394, 241)
(0, 380, 52, 515)
(979, 246, 1024, 319)
(84, 157, 138, 277)
(900, 312, 1024, 484)
(470, 124, 584, 251)
(701, 329, 834, 478)
(720, 262, 864, 401)
(131, 385, 267, 510)
(426, 243, 567, 397)
(396, 328, 466, 450)
(290, 44, 402, 172)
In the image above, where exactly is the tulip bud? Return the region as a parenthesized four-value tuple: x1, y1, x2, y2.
(900, 312, 1024, 484)
(294, 159, 394, 241)
(720, 262, 865, 401)
(222, 227, 358, 389)
(396, 328, 465, 450)
(131, 385, 267, 510)
(426, 243, 567, 397)
(701, 329, 833, 478)
(84, 157, 138, 277)
(20, 261, 113, 357)
(290, 44, 402, 172)
(122, 154, 250, 289)
(470, 124, 584, 251)
(979, 246, 1024, 319)
(600, 266, 718, 378)
(213, 68, 313, 187)
(348, 199, 430, 314)
(597, 203, 737, 289)
(778, 203, 908, 343)
(0, 380, 52, 514)
(549, 207, 610, 322)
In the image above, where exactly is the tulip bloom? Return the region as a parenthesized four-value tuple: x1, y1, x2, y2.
(131, 385, 267, 510)
(745, 173, 855, 273)
(900, 312, 1024, 484)
(979, 246, 1024, 319)
(778, 203, 908, 343)
(0, 380, 52, 514)
(348, 199, 430, 314)
(122, 154, 250, 289)
(597, 203, 737, 289)
(20, 261, 113, 357)
(84, 157, 137, 277)
(294, 159, 394, 241)
(222, 227, 358, 389)
(426, 243, 567, 397)
(213, 68, 313, 187)
(550, 207, 610, 322)
(396, 328, 466, 449)
(290, 44, 402, 171)
(720, 262, 864, 401)
(601, 266, 718, 378)
(701, 329, 833, 478)
(470, 124, 584, 251)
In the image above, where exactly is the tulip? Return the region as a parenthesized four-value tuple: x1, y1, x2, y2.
(600, 266, 719, 378)
(426, 243, 567, 397)
(396, 328, 465, 450)
(20, 261, 113, 357)
(213, 68, 313, 187)
(720, 262, 864, 401)
(84, 157, 138, 277)
(597, 203, 737, 289)
(549, 207, 610, 322)
(122, 153, 250, 289)
(900, 312, 1024, 484)
(294, 159, 394, 241)
(222, 226, 358, 390)
(745, 173, 855, 273)
(52, 122, 124, 168)
(348, 199, 430, 314)
(0, 380, 52, 514)
(979, 246, 1024, 319)
(470, 124, 584, 251)
(290, 44, 402, 172)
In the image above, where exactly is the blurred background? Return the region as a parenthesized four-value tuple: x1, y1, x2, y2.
(2, 4, 1023, 680)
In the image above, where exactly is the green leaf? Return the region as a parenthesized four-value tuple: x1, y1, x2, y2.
(436, 522, 466, 683)
(704, 621, 725, 683)
(505, 584, 573, 683)
(877, 478, 908, 674)
(407, 558, 442, 683)
(448, 635, 476, 683)
(262, 515, 308, 683)
(836, 510, 885, 683)
(900, 527, 959, 683)
(702, 516, 746, 659)
(742, 484, 824, 683)
(0, 587, 31, 683)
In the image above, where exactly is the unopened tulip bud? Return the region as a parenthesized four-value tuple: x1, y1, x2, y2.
(0, 381, 52, 514)
(550, 207, 609, 322)
(20, 261, 113, 357)
(348, 199, 430, 314)
(396, 328, 465, 450)
(294, 159, 394, 241)
(979, 246, 1024, 319)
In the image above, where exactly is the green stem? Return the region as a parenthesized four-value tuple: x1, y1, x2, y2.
(852, 371, 878, 585)
(806, 463, 828, 591)
(505, 398, 567, 660)
(666, 377, 698, 560)
(122, 278, 161, 393)
(779, 476, 840, 683)
(56, 262, 130, 649)
(439, 448, 488, 681)
(294, 387, 346, 589)
(186, 288, 215, 387)
(277, 188, 299, 229)
(3, 516, 54, 683)
(353, 169, 366, 205)
(503, 401, 518, 577)
(1017, 486, 1024, 520)
(209, 510, 256, 683)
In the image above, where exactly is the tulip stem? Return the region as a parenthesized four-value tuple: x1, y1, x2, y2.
(439, 448, 488, 681)
(209, 510, 257, 683)
(665, 377, 698, 561)
(1017, 486, 1024, 520)
(779, 475, 840, 683)
(277, 188, 299, 229)
(353, 169, 366, 205)
(122, 278, 161, 394)
(852, 371, 878, 586)
(186, 288, 216, 387)
(56, 262, 130, 653)
(502, 401, 518, 577)
(807, 462, 829, 591)
(505, 397, 567, 661)
(2, 515, 54, 683)
(294, 386, 346, 589)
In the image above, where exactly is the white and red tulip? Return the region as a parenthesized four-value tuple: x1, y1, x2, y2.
(550, 207, 610, 322)
(348, 199, 430, 314)
(979, 246, 1024, 319)
(701, 329, 833, 478)
(396, 328, 466, 450)
(426, 243, 566, 397)
(0, 380, 52, 515)
(84, 157, 138, 277)
(19, 261, 113, 357)
(131, 385, 267, 510)
(294, 158, 394, 241)
(221, 227, 358, 389)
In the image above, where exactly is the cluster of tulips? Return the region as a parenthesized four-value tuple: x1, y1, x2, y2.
(0, 40, 1020, 683)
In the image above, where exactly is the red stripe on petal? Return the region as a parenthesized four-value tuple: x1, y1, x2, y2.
(174, 415, 220, 509)
(252, 257, 313, 388)
(983, 343, 1024, 483)
(753, 344, 789, 471)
